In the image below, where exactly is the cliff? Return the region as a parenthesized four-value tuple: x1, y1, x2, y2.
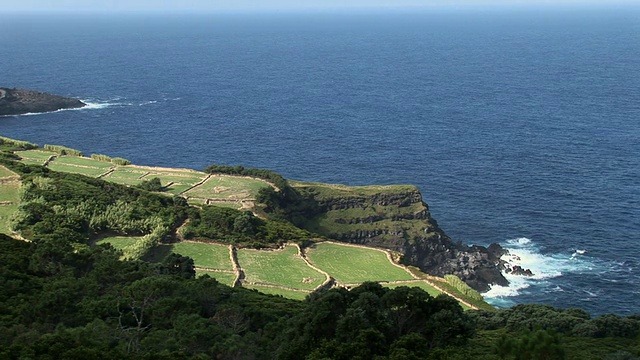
(0, 88, 86, 116)
(289, 181, 510, 292)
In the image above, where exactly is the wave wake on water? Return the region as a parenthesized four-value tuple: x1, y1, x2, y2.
(483, 237, 598, 308)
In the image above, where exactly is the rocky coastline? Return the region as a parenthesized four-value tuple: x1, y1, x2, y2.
(290, 183, 532, 292)
(0, 87, 86, 116)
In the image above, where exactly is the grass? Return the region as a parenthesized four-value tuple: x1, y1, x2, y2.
(53, 156, 114, 169)
(0, 180, 20, 234)
(237, 245, 325, 290)
(96, 236, 142, 251)
(18, 158, 47, 166)
(244, 285, 309, 301)
(172, 242, 233, 270)
(143, 173, 204, 186)
(47, 163, 109, 177)
(290, 180, 418, 201)
(0, 165, 17, 179)
(306, 242, 414, 284)
(383, 280, 443, 298)
(184, 175, 269, 200)
(196, 269, 237, 286)
(15, 149, 57, 161)
(166, 184, 193, 194)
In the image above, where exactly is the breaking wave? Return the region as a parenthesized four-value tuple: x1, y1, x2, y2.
(484, 237, 597, 307)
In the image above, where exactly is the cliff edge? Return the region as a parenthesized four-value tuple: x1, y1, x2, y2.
(0, 88, 86, 116)
(285, 181, 511, 292)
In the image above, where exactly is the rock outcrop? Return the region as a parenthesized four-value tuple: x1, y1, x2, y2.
(291, 182, 517, 292)
(0, 88, 86, 116)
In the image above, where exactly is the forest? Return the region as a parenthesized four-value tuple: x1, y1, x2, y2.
(0, 137, 638, 359)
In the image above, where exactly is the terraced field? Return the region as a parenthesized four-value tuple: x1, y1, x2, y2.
(244, 284, 309, 301)
(0, 166, 20, 235)
(172, 242, 233, 270)
(237, 245, 325, 290)
(184, 175, 269, 200)
(96, 236, 142, 251)
(15, 149, 57, 162)
(306, 242, 414, 284)
(196, 269, 237, 286)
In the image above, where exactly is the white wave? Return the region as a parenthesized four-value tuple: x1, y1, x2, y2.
(138, 100, 158, 106)
(484, 237, 596, 301)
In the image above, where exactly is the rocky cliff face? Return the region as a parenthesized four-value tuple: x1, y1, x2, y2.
(291, 182, 510, 292)
(0, 88, 86, 116)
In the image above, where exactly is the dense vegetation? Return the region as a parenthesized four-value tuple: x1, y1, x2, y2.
(0, 139, 639, 358)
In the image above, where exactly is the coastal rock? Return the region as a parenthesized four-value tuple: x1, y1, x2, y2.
(0, 88, 86, 116)
(291, 183, 514, 292)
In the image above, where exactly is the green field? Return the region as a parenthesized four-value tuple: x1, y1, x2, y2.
(166, 184, 193, 194)
(306, 242, 414, 284)
(184, 175, 269, 200)
(237, 245, 324, 290)
(244, 285, 310, 301)
(15, 149, 57, 161)
(0, 165, 17, 178)
(172, 242, 233, 270)
(19, 158, 47, 166)
(53, 156, 114, 169)
(96, 236, 142, 251)
(196, 269, 237, 286)
(383, 280, 443, 297)
(0, 181, 20, 234)
(290, 181, 417, 201)
(143, 173, 204, 186)
(47, 163, 110, 177)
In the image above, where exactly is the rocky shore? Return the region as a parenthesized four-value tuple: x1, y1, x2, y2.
(0, 88, 86, 116)
(289, 182, 532, 292)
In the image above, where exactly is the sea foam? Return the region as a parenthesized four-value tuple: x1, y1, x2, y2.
(484, 237, 596, 306)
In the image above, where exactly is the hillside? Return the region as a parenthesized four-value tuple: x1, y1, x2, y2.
(0, 136, 638, 359)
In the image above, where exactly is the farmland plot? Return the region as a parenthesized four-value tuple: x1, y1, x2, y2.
(237, 245, 324, 290)
(172, 242, 233, 271)
(306, 242, 414, 284)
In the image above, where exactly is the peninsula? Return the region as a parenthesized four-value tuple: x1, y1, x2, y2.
(0, 87, 86, 116)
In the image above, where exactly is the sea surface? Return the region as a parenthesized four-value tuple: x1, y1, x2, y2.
(1, 7, 639, 316)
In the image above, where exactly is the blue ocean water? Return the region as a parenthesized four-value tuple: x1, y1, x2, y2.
(1, 7, 639, 315)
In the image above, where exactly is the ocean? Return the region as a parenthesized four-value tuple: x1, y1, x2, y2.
(1, 6, 639, 316)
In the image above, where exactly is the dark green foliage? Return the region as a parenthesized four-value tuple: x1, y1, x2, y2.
(136, 177, 164, 192)
(471, 304, 640, 340)
(256, 185, 323, 227)
(183, 205, 311, 247)
(274, 282, 474, 359)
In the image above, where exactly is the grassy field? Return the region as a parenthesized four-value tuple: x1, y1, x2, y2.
(196, 269, 237, 286)
(237, 245, 324, 290)
(96, 236, 142, 251)
(244, 285, 309, 301)
(383, 280, 443, 297)
(15, 149, 57, 161)
(172, 242, 233, 270)
(53, 156, 114, 169)
(143, 173, 204, 187)
(166, 184, 193, 194)
(290, 180, 417, 201)
(0, 165, 17, 178)
(184, 175, 269, 200)
(306, 242, 414, 284)
(0, 180, 20, 234)
(46, 163, 110, 177)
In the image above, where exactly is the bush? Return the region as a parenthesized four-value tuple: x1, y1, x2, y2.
(90, 154, 112, 162)
(445, 275, 484, 302)
(111, 157, 131, 165)
(0, 136, 38, 149)
(44, 144, 83, 156)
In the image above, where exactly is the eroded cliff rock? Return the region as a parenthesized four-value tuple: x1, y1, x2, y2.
(0, 88, 86, 116)
(289, 181, 512, 292)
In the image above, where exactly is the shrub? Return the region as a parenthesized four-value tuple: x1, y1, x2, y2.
(44, 144, 83, 156)
(0, 136, 38, 149)
(111, 157, 131, 165)
(90, 154, 112, 162)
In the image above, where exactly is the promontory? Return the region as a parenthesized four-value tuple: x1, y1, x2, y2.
(0, 87, 86, 116)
